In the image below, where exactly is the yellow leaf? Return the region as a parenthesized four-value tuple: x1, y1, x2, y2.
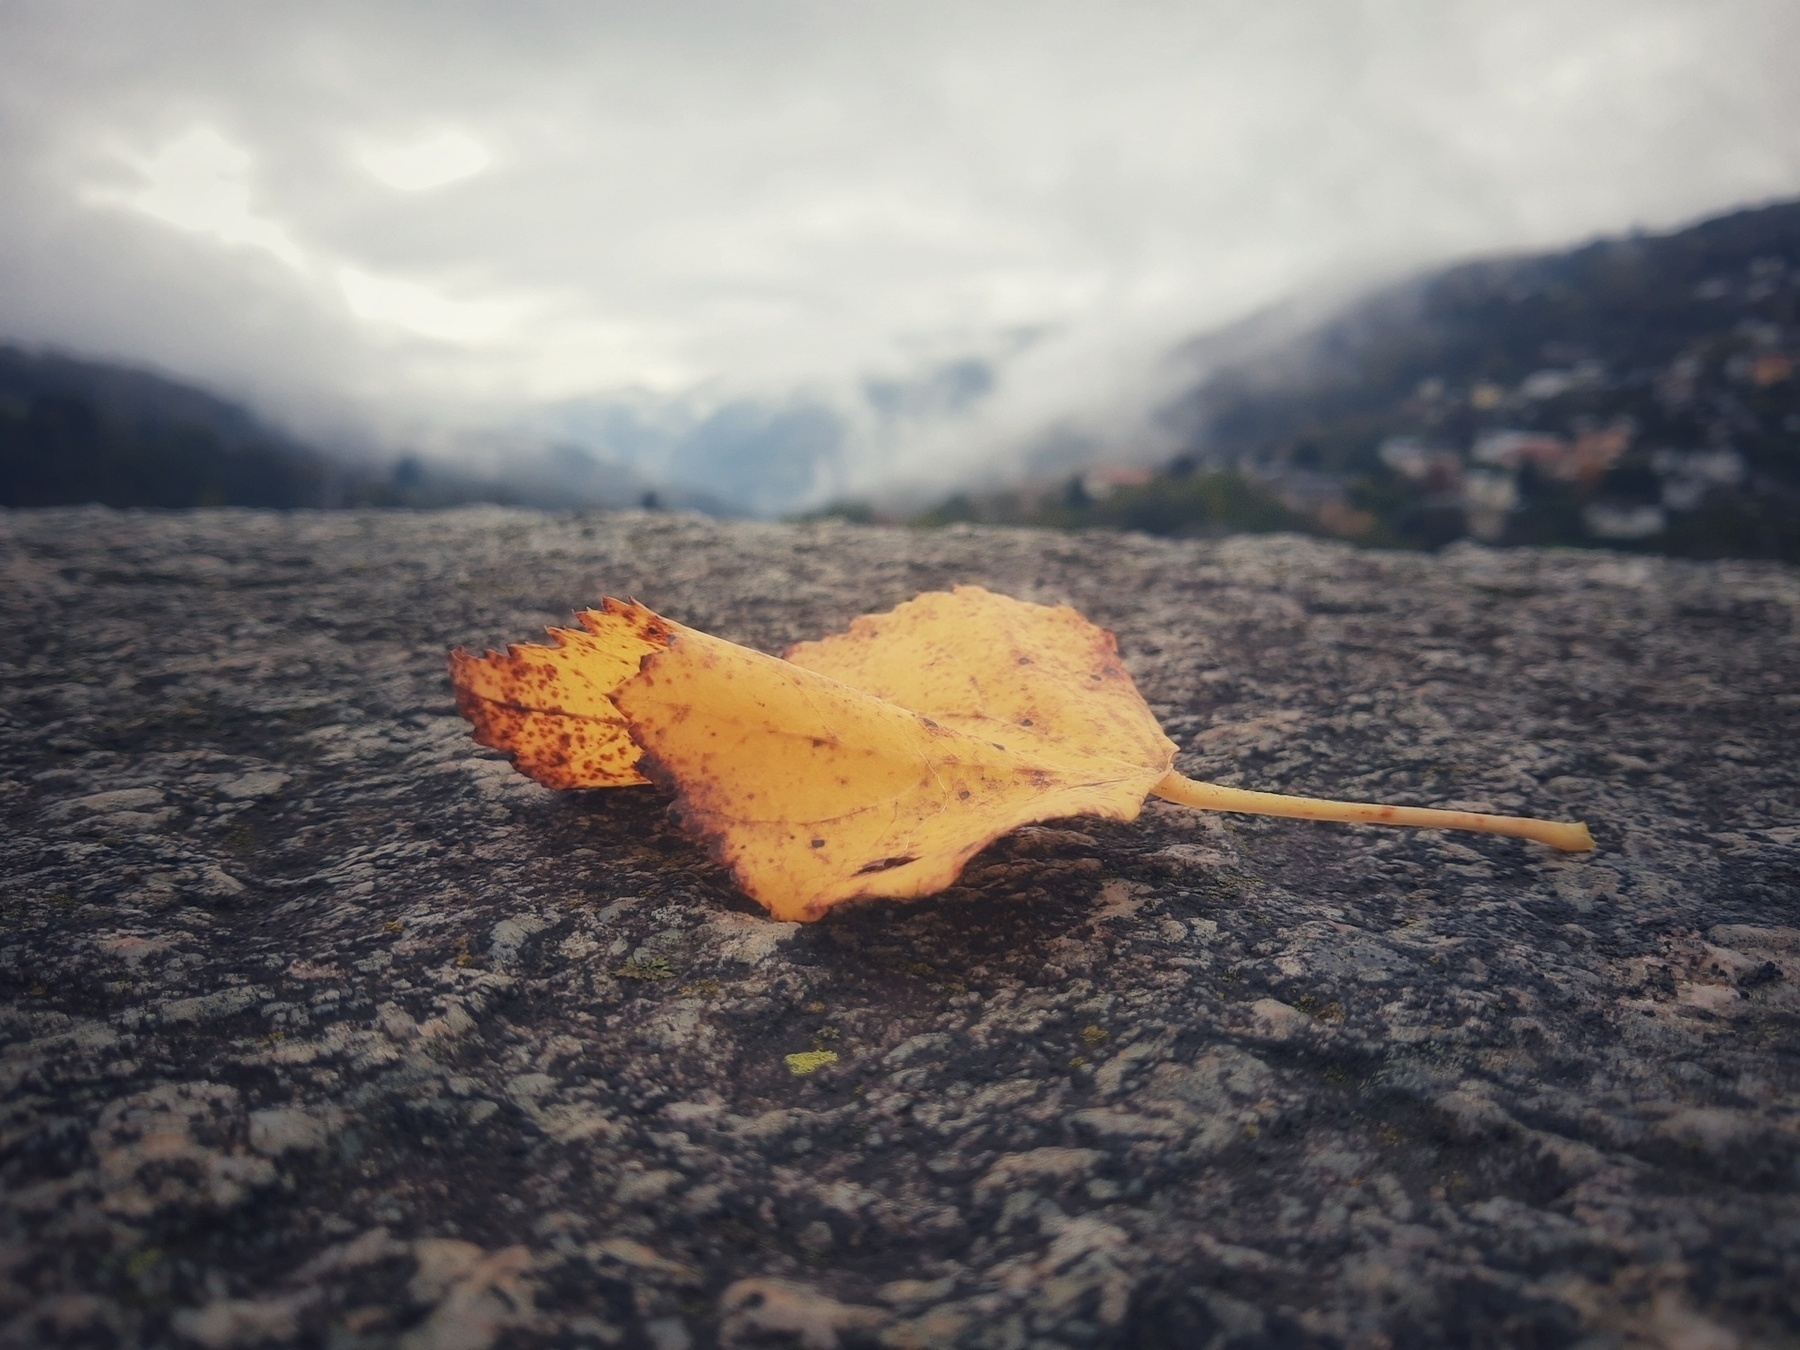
(614, 610, 1167, 921)
(785, 1050, 839, 1076)
(448, 587, 1593, 923)
(784, 585, 1178, 783)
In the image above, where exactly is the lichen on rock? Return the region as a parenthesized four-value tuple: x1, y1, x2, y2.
(0, 507, 1795, 1348)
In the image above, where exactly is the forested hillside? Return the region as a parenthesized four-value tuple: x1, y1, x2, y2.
(918, 199, 1800, 560)
(1175, 197, 1800, 558)
(0, 346, 616, 511)
(0, 347, 353, 509)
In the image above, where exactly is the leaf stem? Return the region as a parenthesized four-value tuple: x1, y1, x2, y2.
(1151, 771, 1594, 852)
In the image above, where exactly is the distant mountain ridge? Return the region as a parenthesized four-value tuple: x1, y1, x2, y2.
(0, 345, 663, 512)
(0, 345, 344, 510)
(0, 346, 297, 454)
(910, 198, 1800, 561)
(12, 195, 1799, 547)
(1158, 197, 1800, 558)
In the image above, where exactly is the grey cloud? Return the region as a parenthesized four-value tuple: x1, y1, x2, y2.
(864, 360, 995, 422)
(0, 0, 1797, 512)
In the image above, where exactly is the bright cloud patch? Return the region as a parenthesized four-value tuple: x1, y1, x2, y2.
(90, 125, 307, 271)
(356, 131, 491, 192)
(338, 267, 524, 345)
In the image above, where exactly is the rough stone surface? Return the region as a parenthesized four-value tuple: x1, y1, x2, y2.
(2, 506, 1798, 1349)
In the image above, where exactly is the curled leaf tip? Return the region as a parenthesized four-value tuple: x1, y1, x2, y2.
(446, 600, 670, 790)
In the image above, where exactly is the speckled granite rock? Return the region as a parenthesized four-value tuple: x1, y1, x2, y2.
(2, 507, 1797, 1350)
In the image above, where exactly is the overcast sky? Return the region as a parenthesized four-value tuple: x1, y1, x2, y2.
(2, 0, 1797, 506)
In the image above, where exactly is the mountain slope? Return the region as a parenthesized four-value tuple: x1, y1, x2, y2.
(1157, 198, 1800, 558)
(0, 346, 667, 512)
(0, 346, 337, 509)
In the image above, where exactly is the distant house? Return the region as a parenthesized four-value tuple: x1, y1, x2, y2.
(1462, 469, 1519, 542)
(1079, 466, 1154, 500)
(1472, 425, 1628, 483)
(1518, 361, 1603, 401)
(1377, 436, 1462, 492)
(1246, 463, 1377, 539)
(1472, 430, 1566, 470)
(1564, 425, 1632, 483)
(1751, 352, 1793, 387)
(1584, 503, 1666, 540)
(1650, 448, 1746, 511)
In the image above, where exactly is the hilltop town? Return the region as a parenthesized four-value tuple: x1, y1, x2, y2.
(917, 199, 1800, 562)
